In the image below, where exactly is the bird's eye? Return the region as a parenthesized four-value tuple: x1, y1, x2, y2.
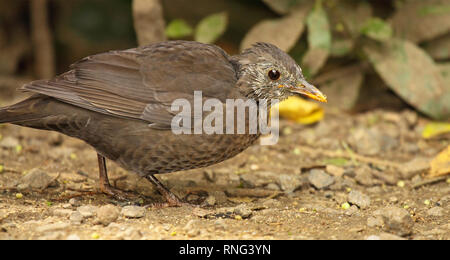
(268, 69, 281, 80)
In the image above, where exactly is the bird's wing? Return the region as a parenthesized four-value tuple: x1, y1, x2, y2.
(21, 41, 239, 128)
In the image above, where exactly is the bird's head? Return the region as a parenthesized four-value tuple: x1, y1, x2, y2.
(232, 42, 327, 103)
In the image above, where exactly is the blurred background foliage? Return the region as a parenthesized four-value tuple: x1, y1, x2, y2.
(0, 0, 449, 120)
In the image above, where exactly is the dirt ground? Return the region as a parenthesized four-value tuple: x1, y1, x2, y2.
(0, 93, 449, 240)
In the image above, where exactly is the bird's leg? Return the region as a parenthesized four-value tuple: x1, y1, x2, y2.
(145, 174, 186, 207)
(97, 153, 132, 201)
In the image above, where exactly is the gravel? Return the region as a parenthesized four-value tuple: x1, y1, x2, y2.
(96, 204, 120, 225)
(70, 211, 84, 225)
(16, 168, 54, 191)
(121, 206, 146, 218)
(77, 205, 99, 218)
(375, 206, 414, 237)
(348, 190, 371, 209)
(427, 207, 444, 217)
(308, 169, 335, 189)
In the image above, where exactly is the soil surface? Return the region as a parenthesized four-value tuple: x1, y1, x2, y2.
(0, 94, 449, 240)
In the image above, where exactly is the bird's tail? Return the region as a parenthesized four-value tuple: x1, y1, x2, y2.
(0, 95, 47, 125)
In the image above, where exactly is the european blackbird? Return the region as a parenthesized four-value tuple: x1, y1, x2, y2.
(0, 41, 326, 205)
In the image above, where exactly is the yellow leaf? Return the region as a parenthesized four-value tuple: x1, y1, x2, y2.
(429, 146, 450, 177)
(422, 122, 450, 139)
(273, 96, 324, 124)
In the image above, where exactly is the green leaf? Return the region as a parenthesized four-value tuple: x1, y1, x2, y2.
(322, 158, 349, 167)
(360, 18, 393, 42)
(165, 19, 193, 39)
(302, 1, 331, 76)
(306, 2, 331, 50)
(364, 39, 450, 119)
(194, 12, 228, 44)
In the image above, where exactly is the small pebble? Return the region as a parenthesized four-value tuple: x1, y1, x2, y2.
(96, 204, 120, 225)
(204, 195, 216, 206)
(36, 222, 70, 233)
(70, 211, 83, 225)
(308, 169, 335, 189)
(52, 209, 73, 218)
(77, 205, 98, 218)
(377, 206, 414, 237)
(345, 205, 359, 216)
(121, 205, 145, 218)
(427, 207, 444, 217)
(367, 216, 384, 228)
(69, 198, 80, 207)
(348, 190, 371, 209)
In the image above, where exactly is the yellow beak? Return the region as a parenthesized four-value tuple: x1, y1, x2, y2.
(289, 79, 327, 103)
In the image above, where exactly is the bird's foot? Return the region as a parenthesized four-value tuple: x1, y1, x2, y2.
(144, 174, 196, 208)
(99, 183, 140, 201)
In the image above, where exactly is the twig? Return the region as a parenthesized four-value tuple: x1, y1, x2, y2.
(225, 188, 282, 198)
(298, 146, 404, 169)
(30, 0, 55, 78)
(412, 176, 448, 189)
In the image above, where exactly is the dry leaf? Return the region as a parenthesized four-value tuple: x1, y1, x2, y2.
(302, 48, 329, 76)
(262, 0, 305, 15)
(330, 0, 373, 37)
(240, 4, 311, 52)
(424, 34, 450, 60)
(319, 65, 364, 110)
(364, 39, 450, 119)
(429, 146, 450, 177)
(390, 0, 450, 43)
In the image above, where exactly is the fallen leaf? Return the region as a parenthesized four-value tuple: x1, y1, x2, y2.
(301, 48, 328, 77)
(262, 0, 305, 15)
(424, 34, 450, 60)
(327, 0, 372, 37)
(360, 18, 393, 42)
(439, 62, 450, 81)
(330, 37, 354, 57)
(422, 122, 450, 139)
(273, 96, 324, 124)
(302, 2, 331, 76)
(319, 65, 364, 110)
(364, 39, 450, 119)
(429, 146, 450, 177)
(165, 19, 193, 39)
(240, 4, 311, 52)
(195, 12, 228, 44)
(390, 0, 450, 43)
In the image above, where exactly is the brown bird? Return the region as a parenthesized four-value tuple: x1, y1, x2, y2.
(0, 41, 326, 206)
